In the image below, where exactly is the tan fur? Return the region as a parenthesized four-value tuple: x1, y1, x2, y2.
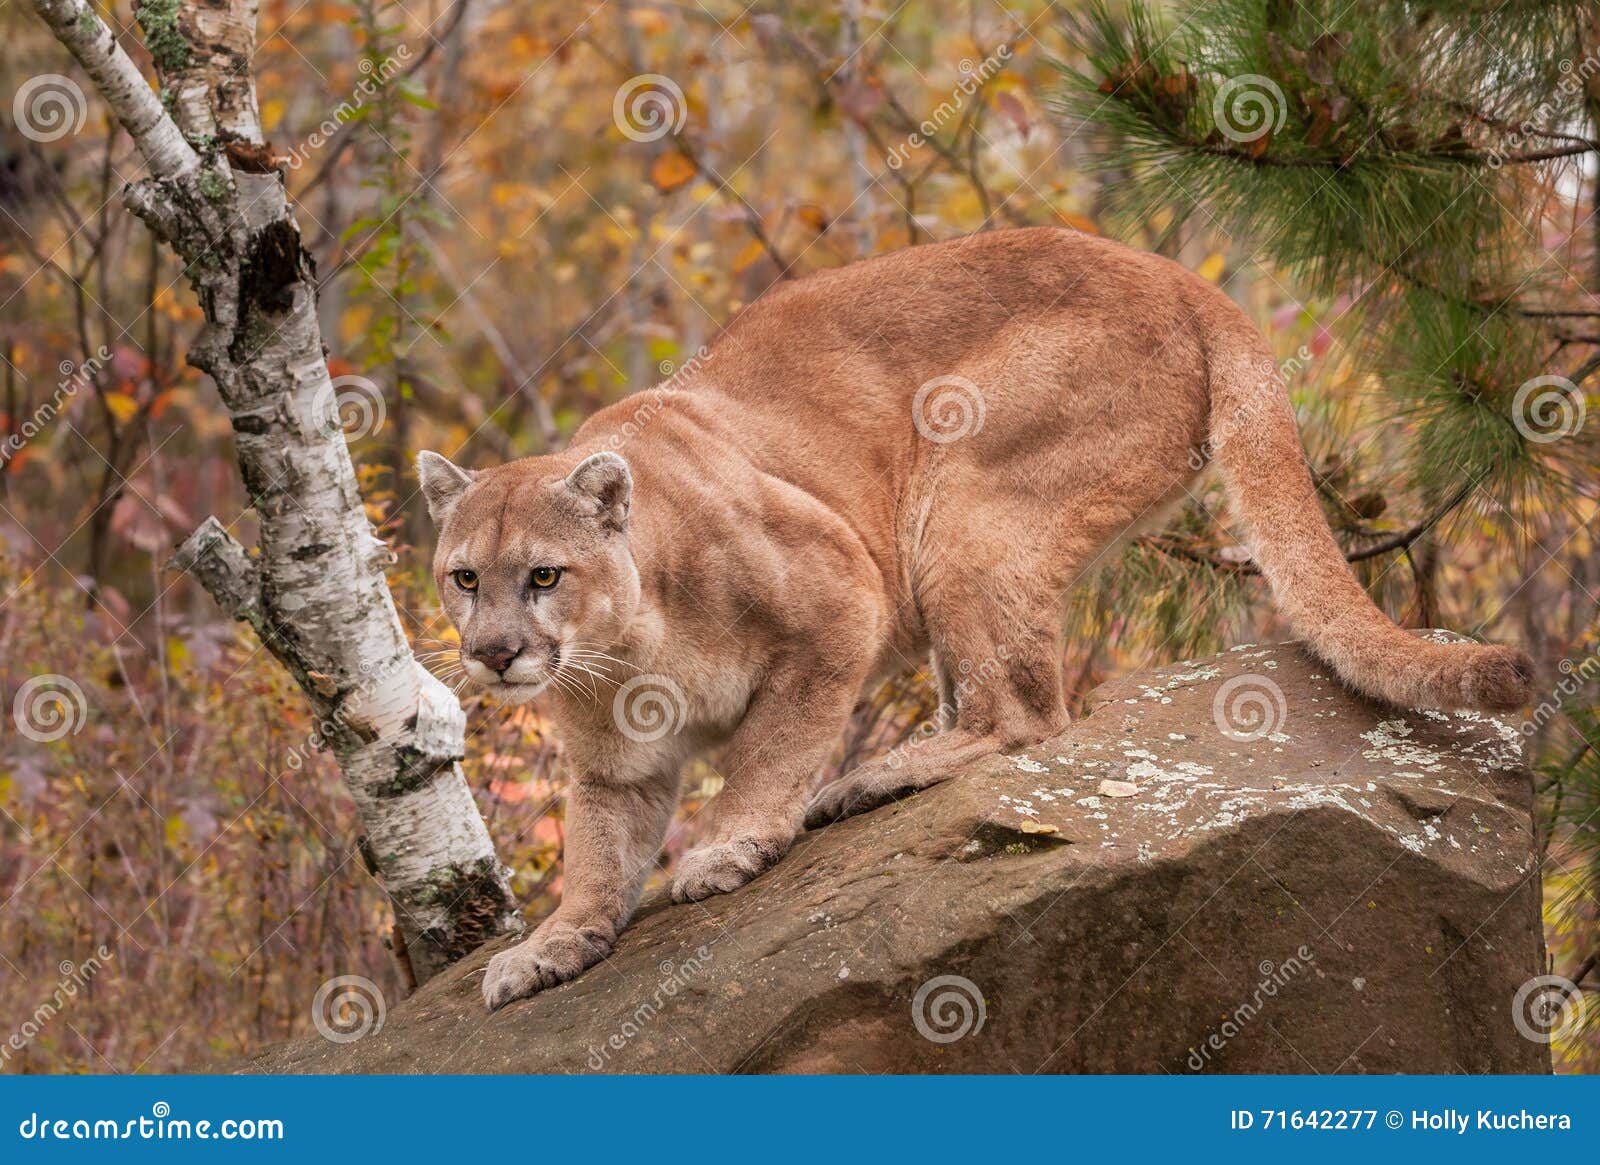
(420, 227, 1534, 1010)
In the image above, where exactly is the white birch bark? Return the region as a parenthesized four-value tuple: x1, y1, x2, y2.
(31, 0, 520, 981)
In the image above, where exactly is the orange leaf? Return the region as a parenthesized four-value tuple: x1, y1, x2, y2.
(1055, 210, 1099, 235)
(795, 204, 829, 232)
(649, 151, 697, 193)
(732, 237, 768, 273)
(148, 389, 177, 420)
(489, 778, 530, 803)
(627, 8, 669, 35)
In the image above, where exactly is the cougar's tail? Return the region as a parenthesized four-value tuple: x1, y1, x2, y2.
(1201, 309, 1534, 713)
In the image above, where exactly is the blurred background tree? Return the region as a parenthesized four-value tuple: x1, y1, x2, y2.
(0, 0, 1594, 1070)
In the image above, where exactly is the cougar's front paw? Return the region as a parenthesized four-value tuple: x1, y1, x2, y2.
(671, 835, 788, 903)
(482, 922, 612, 1011)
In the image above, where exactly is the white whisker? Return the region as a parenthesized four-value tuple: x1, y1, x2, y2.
(553, 663, 599, 699)
(565, 647, 638, 672)
(563, 662, 614, 690)
(548, 669, 588, 701)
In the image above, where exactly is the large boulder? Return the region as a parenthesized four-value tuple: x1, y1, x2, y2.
(248, 636, 1548, 1074)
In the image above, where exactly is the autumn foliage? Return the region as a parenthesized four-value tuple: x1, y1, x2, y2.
(0, 0, 1595, 1070)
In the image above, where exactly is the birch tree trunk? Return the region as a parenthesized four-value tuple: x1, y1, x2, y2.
(30, 0, 520, 982)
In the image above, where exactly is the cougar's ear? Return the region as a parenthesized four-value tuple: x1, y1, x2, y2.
(564, 451, 632, 532)
(416, 451, 475, 528)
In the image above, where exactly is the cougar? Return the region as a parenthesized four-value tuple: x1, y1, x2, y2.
(418, 226, 1533, 1010)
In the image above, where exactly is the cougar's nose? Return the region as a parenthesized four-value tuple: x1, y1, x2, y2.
(470, 643, 520, 674)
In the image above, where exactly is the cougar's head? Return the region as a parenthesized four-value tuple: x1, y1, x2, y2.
(417, 449, 639, 703)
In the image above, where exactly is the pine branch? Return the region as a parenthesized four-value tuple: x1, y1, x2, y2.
(1193, 140, 1594, 169)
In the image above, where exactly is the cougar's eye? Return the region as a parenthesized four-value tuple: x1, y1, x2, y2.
(530, 566, 562, 590)
(451, 569, 478, 592)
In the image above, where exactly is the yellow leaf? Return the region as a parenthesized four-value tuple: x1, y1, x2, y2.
(1018, 819, 1058, 835)
(649, 151, 697, 193)
(340, 304, 373, 346)
(154, 284, 183, 318)
(1196, 252, 1227, 283)
(104, 394, 140, 424)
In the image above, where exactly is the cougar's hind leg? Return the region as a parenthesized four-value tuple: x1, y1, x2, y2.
(805, 533, 1070, 828)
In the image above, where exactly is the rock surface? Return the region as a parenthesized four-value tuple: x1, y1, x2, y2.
(249, 636, 1549, 1074)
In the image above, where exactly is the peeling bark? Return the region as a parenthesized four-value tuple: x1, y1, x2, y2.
(32, 0, 520, 981)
